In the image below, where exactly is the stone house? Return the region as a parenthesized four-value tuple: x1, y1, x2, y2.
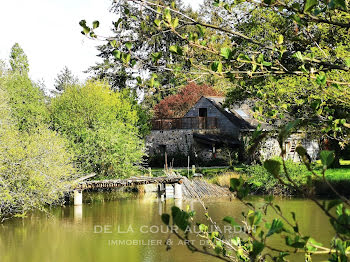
(146, 96, 319, 166)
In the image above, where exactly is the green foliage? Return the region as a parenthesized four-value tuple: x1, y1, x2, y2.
(9, 43, 29, 75)
(88, 0, 350, 149)
(85, 0, 196, 107)
(245, 158, 309, 195)
(230, 177, 249, 198)
(171, 206, 190, 231)
(54, 66, 78, 92)
(0, 81, 75, 221)
(0, 73, 48, 132)
(80, 1, 350, 260)
(263, 159, 281, 178)
(122, 89, 151, 137)
(50, 80, 145, 178)
(320, 150, 335, 168)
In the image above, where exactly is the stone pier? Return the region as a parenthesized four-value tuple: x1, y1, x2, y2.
(74, 190, 83, 206)
(174, 183, 182, 199)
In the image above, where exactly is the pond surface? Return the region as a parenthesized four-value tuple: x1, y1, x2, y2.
(0, 192, 335, 262)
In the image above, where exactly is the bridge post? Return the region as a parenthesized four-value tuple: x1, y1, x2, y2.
(74, 190, 83, 206)
(165, 184, 174, 198)
(158, 184, 165, 201)
(174, 183, 182, 199)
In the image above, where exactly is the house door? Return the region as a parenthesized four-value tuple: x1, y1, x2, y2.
(198, 108, 207, 128)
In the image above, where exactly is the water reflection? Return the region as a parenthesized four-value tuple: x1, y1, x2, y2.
(74, 205, 83, 222)
(158, 199, 163, 216)
(0, 193, 335, 262)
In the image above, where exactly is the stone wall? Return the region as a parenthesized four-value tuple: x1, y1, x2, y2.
(259, 138, 281, 161)
(145, 129, 226, 164)
(146, 129, 194, 156)
(259, 134, 320, 162)
(146, 130, 320, 165)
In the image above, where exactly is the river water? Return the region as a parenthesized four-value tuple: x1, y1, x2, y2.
(0, 192, 335, 262)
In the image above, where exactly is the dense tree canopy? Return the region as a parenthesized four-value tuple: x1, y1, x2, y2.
(50, 80, 145, 178)
(1, 74, 49, 132)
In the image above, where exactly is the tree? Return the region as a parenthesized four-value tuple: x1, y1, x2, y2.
(0, 59, 7, 77)
(9, 43, 29, 75)
(1, 73, 49, 132)
(84, 0, 198, 107)
(54, 66, 78, 92)
(50, 80, 145, 178)
(0, 76, 76, 222)
(153, 82, 223, 118)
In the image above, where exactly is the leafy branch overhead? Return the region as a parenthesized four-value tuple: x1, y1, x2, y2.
(80, 0, 349, 81)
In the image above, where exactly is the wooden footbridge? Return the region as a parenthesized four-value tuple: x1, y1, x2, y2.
(72, 174, 232, 205)
(73, 175, 184, 205)
(75, 176, 183, 190)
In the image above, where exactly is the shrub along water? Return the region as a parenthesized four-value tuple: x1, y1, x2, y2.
(0, 74, 76, 221)
(245, 158, 309, 195)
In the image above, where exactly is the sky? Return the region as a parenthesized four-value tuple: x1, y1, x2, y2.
(0, 0, 202, 90)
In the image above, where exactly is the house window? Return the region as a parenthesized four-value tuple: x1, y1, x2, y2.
(199, 108, 207, 117)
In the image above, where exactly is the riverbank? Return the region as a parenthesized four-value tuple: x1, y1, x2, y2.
(153, 160, 350, 197)
(236, 160, 350, 197)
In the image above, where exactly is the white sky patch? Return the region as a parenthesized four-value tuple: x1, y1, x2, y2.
(0, 0, 203, 90)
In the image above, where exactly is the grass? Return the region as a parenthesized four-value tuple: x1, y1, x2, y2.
(206, 172, 240, 187)
(324, 168, 350, 181)
(203, 160, 350, 196)
(313, 162, 350, 196)
(313, 159, 350, 181)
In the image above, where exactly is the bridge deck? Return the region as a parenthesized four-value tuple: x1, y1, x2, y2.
(75, 176, 183, 190)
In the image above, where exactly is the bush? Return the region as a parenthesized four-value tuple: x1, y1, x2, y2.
(245, 158, 310, 195)
(0, 85, 75, 221)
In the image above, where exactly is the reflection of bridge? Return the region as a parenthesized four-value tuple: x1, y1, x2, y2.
(73, 176, 184, 205)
